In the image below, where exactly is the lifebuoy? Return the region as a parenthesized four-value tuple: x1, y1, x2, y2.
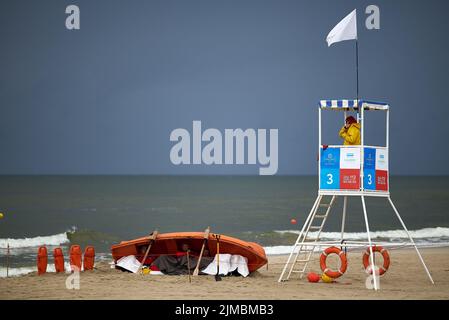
(37, 246, 48, 275)
(83, 246, 95, 271)
(363, 246, 390, 276)
(320, 246, 348, 279)
(53, 247, 65, 273)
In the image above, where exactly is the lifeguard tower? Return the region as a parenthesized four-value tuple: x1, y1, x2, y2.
(278, 99, 434, 290)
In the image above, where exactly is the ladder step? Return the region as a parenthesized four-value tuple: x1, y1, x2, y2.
(315, 215, 327, 219)
(295, 259, 310, 263)
(309, 226, 321, 230)
(319, 203, 331, 207)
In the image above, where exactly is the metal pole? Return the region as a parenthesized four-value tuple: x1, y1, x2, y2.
(356, 40, 359, 102)
(361, 195, 378, 290)
(6, 243, 10, 278)
(386, 109, 390, 191)
(318, 107, 322, 189)
(388, 197, 434, 284)
(341, 196, 348, 241)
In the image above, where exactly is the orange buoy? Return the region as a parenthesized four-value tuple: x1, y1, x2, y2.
(83, 246, 95, 271)
(363, 245, 390, 276)
(320, 246, 348, 279)
(290, 218, 297, 225)
(70, 245, 82, 272)
(53, 248, 65, 273)
(307, 272, 320, 283)
(37, 246, 48, 275)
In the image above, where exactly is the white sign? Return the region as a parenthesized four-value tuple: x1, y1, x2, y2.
(340, 148, 361, 169)
(375, 149, 388, 171)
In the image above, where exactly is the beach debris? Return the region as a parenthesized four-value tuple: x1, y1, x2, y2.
(37, 246, 48, 275)
(53, 248, 65, 273)
(83, 246, 95, 271)
(70, 245, 82, 272)
(307, 272, 320, 283)
(193, 226, 210, 276)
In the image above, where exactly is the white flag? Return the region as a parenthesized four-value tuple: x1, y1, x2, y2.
(326, 9, 358, 47)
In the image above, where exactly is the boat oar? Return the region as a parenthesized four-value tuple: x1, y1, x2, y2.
(186, 250, 191, 283)
(139, 230, 158, 274)
(215, 234, 222, 281)
(193, 226, 210, 276)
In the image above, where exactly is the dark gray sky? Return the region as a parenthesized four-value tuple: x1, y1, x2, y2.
(1, 0, 448, 175)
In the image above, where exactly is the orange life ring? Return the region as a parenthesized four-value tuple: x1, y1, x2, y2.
(320, 246, 348, 279)
(363, 246, 390, 276)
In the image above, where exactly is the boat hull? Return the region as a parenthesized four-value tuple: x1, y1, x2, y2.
(111, 232, 267, 273)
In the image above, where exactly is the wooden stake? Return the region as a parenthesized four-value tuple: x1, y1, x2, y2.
(139, 230, 158, 274)
(187, 250, 191, 283)
(193, 226, 210, 276)
(215, 234, 222, 281)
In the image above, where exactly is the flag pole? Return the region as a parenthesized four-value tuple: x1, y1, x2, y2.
(356, 39, 359, 102)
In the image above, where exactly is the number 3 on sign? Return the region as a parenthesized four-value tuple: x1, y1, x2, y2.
(326, 174, 333, 185)
(367, 174, 373, 185)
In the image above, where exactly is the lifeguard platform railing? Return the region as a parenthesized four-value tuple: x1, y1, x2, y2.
(278, 99, 434, 290)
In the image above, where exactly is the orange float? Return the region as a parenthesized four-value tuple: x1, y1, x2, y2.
(53, 248, 65, 273)
(70, 245, 82, 272)
(83, 246, 95, 271)
(320, 246, 348, 279)
(37, 246, 48, 275)
(363, 245, 390, 276)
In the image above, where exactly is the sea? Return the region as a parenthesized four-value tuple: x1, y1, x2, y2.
(1, 175, 449, 277)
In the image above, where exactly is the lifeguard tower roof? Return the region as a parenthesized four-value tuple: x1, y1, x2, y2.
(319, 99, 389, 111)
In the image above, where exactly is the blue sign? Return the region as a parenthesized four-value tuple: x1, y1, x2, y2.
(320, 168, 340, 190)
(363, 169, 376, 190)
(364, 148, 376, 170)
(321, 148, 340, 169)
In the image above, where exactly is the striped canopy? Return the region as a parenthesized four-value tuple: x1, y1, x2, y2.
(319, 100, 389, 111)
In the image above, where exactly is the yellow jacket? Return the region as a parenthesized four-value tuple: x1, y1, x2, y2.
(339, 123, 361, 145)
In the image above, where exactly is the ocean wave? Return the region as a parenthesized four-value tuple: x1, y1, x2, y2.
(274, 227, 449, 241)
(0, 228, 74, 249)
(0, 262, 73, 278)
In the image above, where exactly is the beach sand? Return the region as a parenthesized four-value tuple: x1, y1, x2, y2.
(1, 248, 448, 300)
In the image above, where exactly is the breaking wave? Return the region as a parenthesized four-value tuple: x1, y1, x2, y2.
(273, 227, 449, 241)
(0, 227, 75, 249)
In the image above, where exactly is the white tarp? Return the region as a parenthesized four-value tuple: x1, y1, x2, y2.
(201, 254, 250, 277)
(116, 255, 141, 273)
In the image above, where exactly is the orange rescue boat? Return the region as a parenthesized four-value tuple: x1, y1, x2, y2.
(111, 232, 268, 273)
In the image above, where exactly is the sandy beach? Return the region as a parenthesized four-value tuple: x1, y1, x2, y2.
(1, 247, 448, 300)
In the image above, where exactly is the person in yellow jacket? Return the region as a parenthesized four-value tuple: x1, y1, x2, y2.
(339, 116, 361, 145)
